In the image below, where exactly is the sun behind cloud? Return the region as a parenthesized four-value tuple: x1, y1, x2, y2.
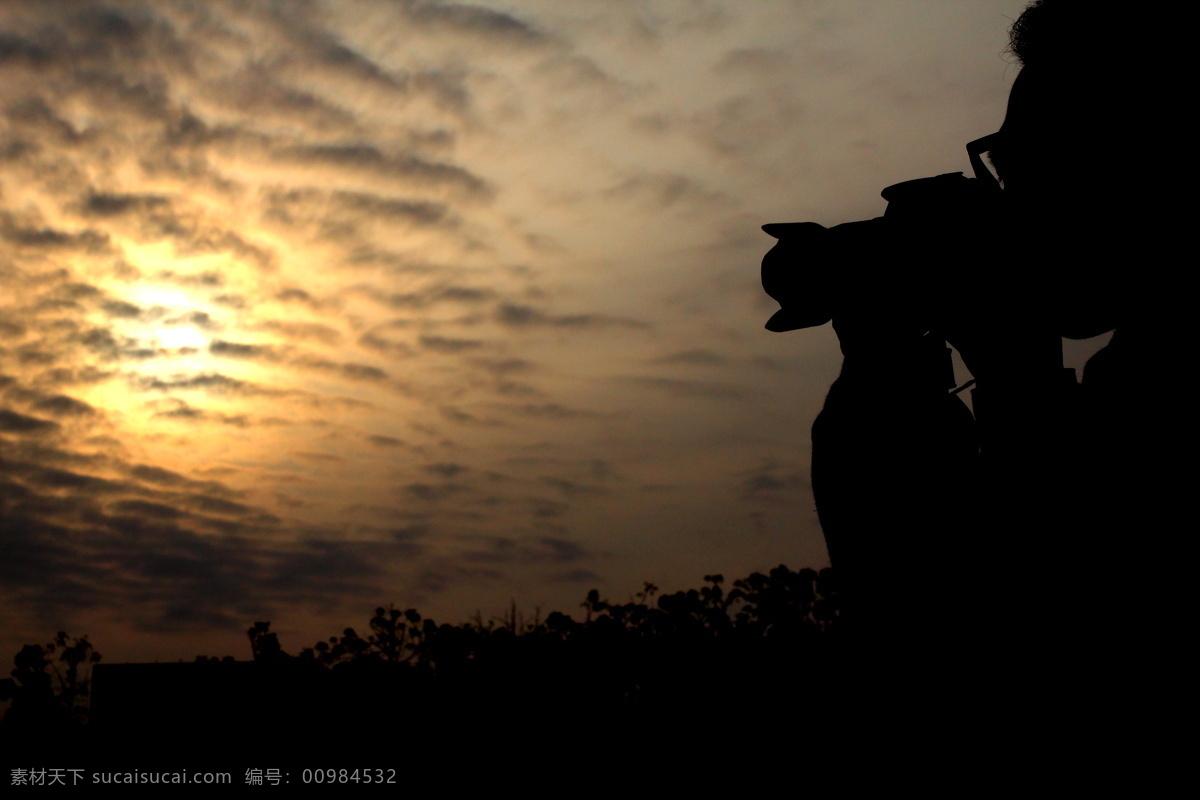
(125, 285, 212, 348)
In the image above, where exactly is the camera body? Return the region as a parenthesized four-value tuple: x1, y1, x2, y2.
(761, 172, 1002, 334)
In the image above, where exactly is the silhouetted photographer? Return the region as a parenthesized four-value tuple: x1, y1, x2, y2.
(762, 0, 1187, 721)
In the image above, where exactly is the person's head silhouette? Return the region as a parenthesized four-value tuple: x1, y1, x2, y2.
(981, 0, 1182, 337)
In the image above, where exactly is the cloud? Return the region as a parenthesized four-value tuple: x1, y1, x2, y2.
(424, 462, 467, 478)
(31, 394, 97, 417)
(263, 188, 456, 231)
(180, 493, 264, 519)
(690, 94, 806, 159)
(601, 172, 728, 209)
(402, 1, 549, 47)
(212, 294, 247, 309)
(354, 284, 495, 312)
(651, 349, 728, 366)
(546, 568, 601, 583)
(134, 373, 293, 401)
(472, 357, 536, 375)
(209, 340, 280, 360)
(1, 223, 112, 254)
(277, 144, 490, 198)
(101, 300, 143, 318)
(274, 288, 316, 304)
(536, 536, 588, 563)
(284, 26, 404, 91)
(713, 47, 792, 76)
(532, 53, 632, 96)
(613, 376, 744, 400)
(340, 363, 388, 382)
(261, 538, 394, 598)
(0, 317, 27, 338)
(334, 191, 453, 226)
(0, 464, 403, 631)
(737, 461, 809, 503)
(1, 459, 127, 495)
(0, 32, 55, 68)
(109, 498, 187, 520)
(438, 406, 484, 425)
(540, 477, 604, 497)
(506, 403, 600, 421)
(495, 303, 648, 330)
(80, 190, 170, 217)
(0, 408, 60, 434)
(419, 335, 485, 353)
(210, 67, 358, 132)
(148, 398, 250, 427)
(128, 464, 198, 488)
(367, 435, 405, 448)
(405, 482, 470, 503)
(3, 98, 85, 145)
(458, 533, 592, 567)
(436, 286, 493, 303)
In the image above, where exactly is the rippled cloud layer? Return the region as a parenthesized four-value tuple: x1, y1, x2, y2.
(0, 0, 1023, 659)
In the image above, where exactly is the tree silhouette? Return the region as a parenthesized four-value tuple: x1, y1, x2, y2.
(257, 565, 844, 718)
(3, 566, 842, 753)
(0, 631, 101, 738)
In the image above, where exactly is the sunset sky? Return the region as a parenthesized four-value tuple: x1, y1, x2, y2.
(0, 0, 1062, 663)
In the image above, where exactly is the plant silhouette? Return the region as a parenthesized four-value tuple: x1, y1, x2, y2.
(0, 632, 100, 746)
(0, 568, 849, 764)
